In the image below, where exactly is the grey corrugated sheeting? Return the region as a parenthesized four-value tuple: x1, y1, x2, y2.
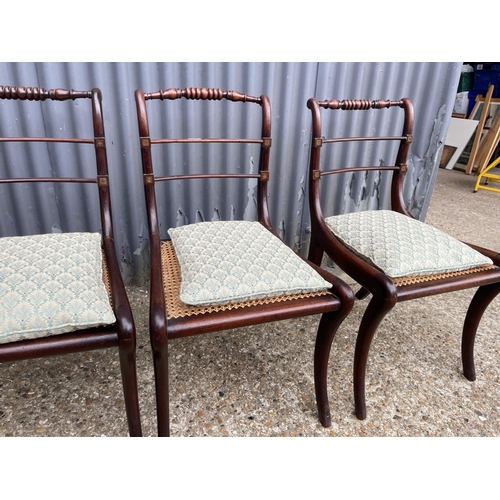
(0, 62, 461, 283)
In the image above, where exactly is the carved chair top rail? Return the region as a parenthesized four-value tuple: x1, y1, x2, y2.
(0, 86, 91, 101)
(143, 87, 262, 104)
(316, 98, 405, 110)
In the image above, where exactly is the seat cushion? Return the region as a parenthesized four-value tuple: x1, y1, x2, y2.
(0, 232, 116, 344)
(325, 210, 493, 278)
(168, 221, 331, 306)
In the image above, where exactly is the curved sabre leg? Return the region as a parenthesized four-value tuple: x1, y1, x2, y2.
(353, 295, 395, 420)
(462, 283, 500, 381)
(314, 302, 352, 427)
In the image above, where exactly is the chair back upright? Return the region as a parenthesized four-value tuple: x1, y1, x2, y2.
(307, 97, 414, 223)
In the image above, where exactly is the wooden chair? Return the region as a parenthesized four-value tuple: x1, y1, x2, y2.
(0, 86, 142, 436)
(134, 87, 354, 436)
(306, 97, 500, 420)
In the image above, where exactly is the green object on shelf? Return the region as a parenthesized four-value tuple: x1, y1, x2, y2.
(458, 72, 474, 93)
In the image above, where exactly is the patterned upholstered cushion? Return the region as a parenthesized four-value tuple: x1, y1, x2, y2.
(325, 210, 493, 278)
(168, 221, 331, 306)
(0, 232, 116, 344)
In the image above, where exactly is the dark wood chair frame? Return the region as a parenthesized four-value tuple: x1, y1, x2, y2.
(0, 86, 142, 436)
(135, 87, 354, 436)
(306, 97, 500, 420)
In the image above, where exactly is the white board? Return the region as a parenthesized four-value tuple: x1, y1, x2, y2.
(443, 117, 479, 169)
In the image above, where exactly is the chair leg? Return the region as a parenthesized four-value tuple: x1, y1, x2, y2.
(307, 235, 324, 267)
(355, 287, 370, 300)
(152, 343, 170, 437)
(462, 283, 500, 381)
(353, 294, 395, 420)
(314, 306, 352, 427)
(118, 347, 143, 437)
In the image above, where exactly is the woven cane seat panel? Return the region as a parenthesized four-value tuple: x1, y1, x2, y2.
(167, 221, 331, 306)
(325, 210, 493, 279)
(392, 264, 497, 287)
(0, 232, 116, 344)
(161, 241, 331, 319)
(101, 253, 112, 305)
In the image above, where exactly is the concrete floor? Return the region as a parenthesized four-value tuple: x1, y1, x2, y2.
(1, 167, 499, 437)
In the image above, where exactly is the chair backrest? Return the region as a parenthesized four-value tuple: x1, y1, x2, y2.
(134, 86, 273, 230)
(0, 85, 114, 242)
(307, 97, 414, 219)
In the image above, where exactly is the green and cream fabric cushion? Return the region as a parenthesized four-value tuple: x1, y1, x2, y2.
(325, 210, 493, 278)
(0, 232, 116, 344)
(168, 220, 331, 306)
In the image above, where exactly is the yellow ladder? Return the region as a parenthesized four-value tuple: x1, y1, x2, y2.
(473, 155, 500, 193)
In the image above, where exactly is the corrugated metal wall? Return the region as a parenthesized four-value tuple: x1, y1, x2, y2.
(0, 62, 461, 283)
